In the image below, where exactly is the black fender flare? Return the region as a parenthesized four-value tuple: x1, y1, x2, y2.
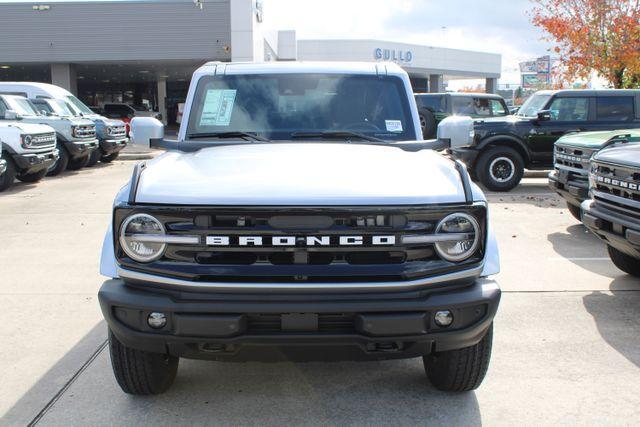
(1, 141, 17, 155)
(476, 135, 531, 166)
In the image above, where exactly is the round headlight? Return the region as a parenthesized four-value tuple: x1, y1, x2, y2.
(119, 214, 166, 262)
(22, 135, 32, 147)
(106, 126, 114, 135)
(434, 213, 480, 262)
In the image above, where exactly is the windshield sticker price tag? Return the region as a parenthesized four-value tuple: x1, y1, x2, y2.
(385, 120, 403, 132)
(199, 89, 237, 126)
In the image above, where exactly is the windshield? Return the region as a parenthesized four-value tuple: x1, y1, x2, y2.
(65, 95, 94, 115)
(6, 97, 39, 116)
(517, 94, 551, 117)
(187, 73, 417, 141)
(42, 99, 76, 116)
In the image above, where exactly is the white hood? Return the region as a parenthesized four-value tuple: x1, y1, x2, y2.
(135, 143, 469, 205)
(1, 121, 54, 134)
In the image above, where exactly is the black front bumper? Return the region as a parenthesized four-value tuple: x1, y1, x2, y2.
(548, 169, 589, 207)
(11, 149, 59, 174)
(99, 138, 128, 155)
(450, 147, 480, 168)
(64, 139, 99, 158)
(99, 278, 500, 362)
(582, 199, 640, 259)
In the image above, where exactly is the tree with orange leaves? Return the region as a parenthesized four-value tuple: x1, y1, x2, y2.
(531, 0, 640, 88)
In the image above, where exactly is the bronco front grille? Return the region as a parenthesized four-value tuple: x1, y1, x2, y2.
(554, 144, 596, 172)
(115, 205, 486, 283)
(27, 132, 56, 148)
(109, 126, 126, 139)
(74, 125, 96, 139)
(591, 160, 640, 219)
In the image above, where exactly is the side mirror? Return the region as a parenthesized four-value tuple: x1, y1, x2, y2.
(537, 110, 551, 121)
(130, 117, 164, 152)
(4, 110, 22, 120)
(437, 115, 475, 149)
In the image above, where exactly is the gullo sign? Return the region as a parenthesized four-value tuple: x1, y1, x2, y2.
(374, 48, 413, 63)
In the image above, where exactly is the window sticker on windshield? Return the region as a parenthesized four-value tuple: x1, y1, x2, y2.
(199, 89, 237, 126)
(385, 120, 403, 133)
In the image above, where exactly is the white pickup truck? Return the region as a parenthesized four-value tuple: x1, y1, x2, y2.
(0, 114, 58, 191)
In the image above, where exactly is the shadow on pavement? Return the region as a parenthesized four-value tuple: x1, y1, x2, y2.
(583, 277, 640, 369)
(546, 225, 640, 284)
(4, 321, 483, 425)
(1, 321, 107, 426)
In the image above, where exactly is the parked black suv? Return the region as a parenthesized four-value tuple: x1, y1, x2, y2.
(415, 93, 509, 139)
(447, 90, 640, 191)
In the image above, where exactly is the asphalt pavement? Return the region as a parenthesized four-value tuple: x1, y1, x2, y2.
(1, 160, 639, 426)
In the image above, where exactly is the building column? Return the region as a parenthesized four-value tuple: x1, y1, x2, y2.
(157, 78, 167, 125)
(429, 74, 441, 93)
(485, 77, 497, 94)
(50, 63, 77, 95)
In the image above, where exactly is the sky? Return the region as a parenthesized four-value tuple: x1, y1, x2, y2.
(264, 0, 554, 88)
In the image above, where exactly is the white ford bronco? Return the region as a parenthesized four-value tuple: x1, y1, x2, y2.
(0, 82, 129, 167)
(98, 62, 501, 395)
(0, 109, 58, 191)
(0, 94, 98, 176)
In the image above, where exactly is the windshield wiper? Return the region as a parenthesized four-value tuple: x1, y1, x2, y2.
(187, 131, 270, 142)
(290, 131, 384, 143)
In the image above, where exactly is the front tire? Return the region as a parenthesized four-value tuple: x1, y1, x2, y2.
(476, 146, 524, 192)
(16, 168, 48, 183)
(47, 144, 69, 176)
(607, 246, 640, 277)
(566, 202, 582, 221)
(66, 153, 90, 170)
(100, 151, 120, 163)
(423, 324, 493, 392)
(86, 148, 102, 167)
(0, 157, 17, 192)
(108, 330, 179, 395)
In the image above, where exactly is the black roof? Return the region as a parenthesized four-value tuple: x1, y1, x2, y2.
(414, 92, 504, 99)
(535, 89, 640, 97)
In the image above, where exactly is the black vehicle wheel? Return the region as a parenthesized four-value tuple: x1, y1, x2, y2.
(0, 157, 17, 192)
(418, 108, 437, 139)
(16, 168, 48, 183)
(476, 146, 524, 192)
(46, 144, 69, 177)
(423, 324, 493, 392)
(66, 153, 90, 171)
(86, 148, 102, 167)
(607, 246, 640, 277)
(108, 329, 179, 395)
(566, 202, 582, 221)
(100, 152, 120, 163)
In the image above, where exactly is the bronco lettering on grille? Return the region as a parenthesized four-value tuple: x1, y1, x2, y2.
(594, 175, 639, 190)
(205, 235, 396, 246)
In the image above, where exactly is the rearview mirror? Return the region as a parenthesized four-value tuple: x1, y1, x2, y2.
(3, 110, 22, 120)
(130, 117, 164, 151)
(537, 110, 551, 121)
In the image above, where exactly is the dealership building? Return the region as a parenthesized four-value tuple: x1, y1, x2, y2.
(0, 0, 501, 125)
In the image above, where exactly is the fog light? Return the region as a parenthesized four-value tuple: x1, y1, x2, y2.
(147, 312, 167, 329)
(434, 310, 454, 327)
